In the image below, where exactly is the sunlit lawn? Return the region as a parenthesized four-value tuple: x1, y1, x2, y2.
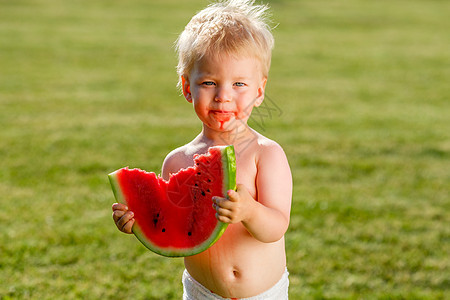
(1, 0, 448, 298)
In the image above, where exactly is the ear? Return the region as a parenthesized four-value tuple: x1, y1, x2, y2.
(253, 77, 267, 107)
(181, 76, 192, 103)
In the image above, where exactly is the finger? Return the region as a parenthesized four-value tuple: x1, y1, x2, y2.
(122, 218, 135, 234)
(214, 204, 233, 217)
(215, 212, 231, 224)
(116, 211, 134, 231)
(212, 196, 226, 204)
(112, 203, 128, 211)
(112, 209, 125, 223)
(213, 197, 233, 210)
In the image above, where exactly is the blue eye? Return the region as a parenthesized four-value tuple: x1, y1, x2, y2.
(202, 81, 215, 86)
(234, 82, 245, 87)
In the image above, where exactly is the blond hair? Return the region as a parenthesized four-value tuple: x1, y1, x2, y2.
(175, 0, 274, 86)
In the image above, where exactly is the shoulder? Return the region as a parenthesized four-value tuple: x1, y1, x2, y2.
(254, 134, 288, 163)
(162, 145, 194, 180)
(252, 133, 291, 179)
(161, 140, 210, 180)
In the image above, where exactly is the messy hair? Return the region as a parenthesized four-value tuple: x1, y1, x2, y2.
(175, 0, 274, 86)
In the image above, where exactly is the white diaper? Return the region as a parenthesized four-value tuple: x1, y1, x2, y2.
(182, 268, 289, 300)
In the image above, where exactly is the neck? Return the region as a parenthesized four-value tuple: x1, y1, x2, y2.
(199, 122, 256, 147)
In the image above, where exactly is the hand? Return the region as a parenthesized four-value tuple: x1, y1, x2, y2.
(112, 203, 135, 234)
(212, 184, 255, 224)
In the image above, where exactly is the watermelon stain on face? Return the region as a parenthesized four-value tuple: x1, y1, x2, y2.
(108, 145, 236, 257)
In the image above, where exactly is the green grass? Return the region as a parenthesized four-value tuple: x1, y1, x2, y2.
(1, 0, 449, 298)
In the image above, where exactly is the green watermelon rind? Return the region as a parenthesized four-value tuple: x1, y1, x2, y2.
(108, 171, 124, 204)
(108, 145, 236, 257)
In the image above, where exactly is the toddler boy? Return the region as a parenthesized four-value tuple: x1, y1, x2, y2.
(113, 1, 292, 298)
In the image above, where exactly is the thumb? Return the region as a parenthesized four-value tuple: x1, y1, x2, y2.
(228, 184, 246, 201)
(227, 189, 238, 201)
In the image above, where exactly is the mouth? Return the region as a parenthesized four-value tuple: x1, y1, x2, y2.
(210, 110, 235, 118)
(209, 110, 235, 129)
(210, 110, 235, 114)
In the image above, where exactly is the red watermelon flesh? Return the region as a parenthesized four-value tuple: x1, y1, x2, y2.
(108, 145, 236, 257)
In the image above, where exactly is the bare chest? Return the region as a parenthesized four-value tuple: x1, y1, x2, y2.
(235, 151, 258, 200)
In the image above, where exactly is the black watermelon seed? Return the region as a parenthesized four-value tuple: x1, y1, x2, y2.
(153, 219, 158, 226)
(188, 232, 192, 236)
(201, 191, 206, 196)
(162, 228, 166, 232)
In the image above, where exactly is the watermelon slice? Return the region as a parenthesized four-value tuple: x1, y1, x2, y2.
(108, 145, 236, 257)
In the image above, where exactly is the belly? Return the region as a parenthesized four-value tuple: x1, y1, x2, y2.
(184, 223, 286, 298)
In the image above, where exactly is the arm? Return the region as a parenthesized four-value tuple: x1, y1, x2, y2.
(213, 143, 292, 243)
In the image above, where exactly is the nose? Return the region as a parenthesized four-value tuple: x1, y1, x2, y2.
(214, 86, 232, 102)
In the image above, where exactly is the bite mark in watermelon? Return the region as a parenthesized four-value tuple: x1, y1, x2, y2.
(108, 145, 236, 257)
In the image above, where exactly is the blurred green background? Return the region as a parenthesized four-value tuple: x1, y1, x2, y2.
(1, 0, 449, 298)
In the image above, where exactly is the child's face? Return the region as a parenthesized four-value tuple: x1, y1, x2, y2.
(182, 53, 267, 133)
